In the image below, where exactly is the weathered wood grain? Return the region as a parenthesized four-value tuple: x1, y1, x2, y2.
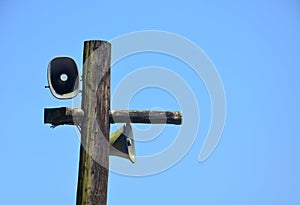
(76, 40, 111, 205)
(44, 108, 182, 126)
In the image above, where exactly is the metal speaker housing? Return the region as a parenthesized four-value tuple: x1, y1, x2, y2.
(110, 123, 136, 163)
(47, 57, 79, 99)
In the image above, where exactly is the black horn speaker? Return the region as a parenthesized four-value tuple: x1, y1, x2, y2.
(47, 57, 79, 99)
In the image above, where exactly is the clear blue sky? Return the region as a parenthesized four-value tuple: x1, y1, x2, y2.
(1, 0, 300, 204)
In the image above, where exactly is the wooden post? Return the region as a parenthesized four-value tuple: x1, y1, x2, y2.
(76, 40, 111, 205)
(44, 108, 182, 126)
(109, 110, 182, 124)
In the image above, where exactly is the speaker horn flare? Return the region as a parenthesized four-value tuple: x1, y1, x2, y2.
(110, 123, 136, 163)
